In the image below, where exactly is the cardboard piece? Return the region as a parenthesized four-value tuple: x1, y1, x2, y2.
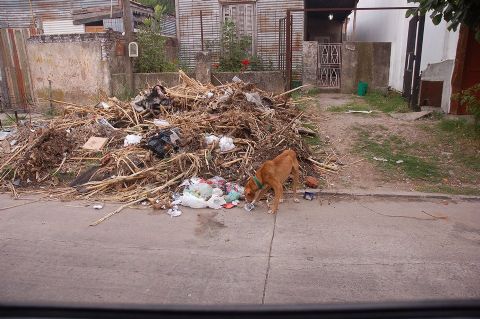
(82, 136, 108, 151)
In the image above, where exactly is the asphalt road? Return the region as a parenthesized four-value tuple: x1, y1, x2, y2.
(0, 193, 479, 305)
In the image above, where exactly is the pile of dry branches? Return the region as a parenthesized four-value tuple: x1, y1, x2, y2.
(0, 71, 327, 212)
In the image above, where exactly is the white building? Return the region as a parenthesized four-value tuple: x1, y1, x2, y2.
(346, 0, 478, 114)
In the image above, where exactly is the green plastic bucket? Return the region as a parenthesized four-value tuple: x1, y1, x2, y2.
(357, 81, 368, 96)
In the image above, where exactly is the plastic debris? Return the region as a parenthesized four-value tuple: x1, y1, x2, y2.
(303, 192, 316, 201)
(97, 101, 110, 110)
(219, 136, 235, 152)
(232, 76, 242, 83)
(373, 156, 388, 162)
(153, 119, 170, 128)
(93, 204, 104, 210)
(244, 92, 263, 107)
(97, 117, 116, 130)
(244, 202, 255, 212)
(396, 160, 404, 164)
(167, 206, 182, 217)
(146, 129, 180, 158)
(205, 134, 219, 145)
(124, 134, 142, 147)
(206, 193, 226, 209)
(131, 85, 171, 114)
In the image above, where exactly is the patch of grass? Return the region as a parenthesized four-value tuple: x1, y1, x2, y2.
(303, 135, 322, 146)
(438, 118, 480, 139)
(116, 86, 135, 102)
(362, 91, 410, 113)
(354, 127, 442, 181)
(416, 185, 480, 196)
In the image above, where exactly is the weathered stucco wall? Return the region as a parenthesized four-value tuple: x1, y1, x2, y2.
(111, 71, 285, 96)
(26, 32, 121, 107)
(341, 42, 391, 94)
(111, 72, 185, 96)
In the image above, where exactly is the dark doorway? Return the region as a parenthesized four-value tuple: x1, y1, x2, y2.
(304, 0, 355, 42)
(419, 80, 443, 108)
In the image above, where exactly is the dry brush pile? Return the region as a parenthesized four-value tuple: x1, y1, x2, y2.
(0, 72, 333, 213)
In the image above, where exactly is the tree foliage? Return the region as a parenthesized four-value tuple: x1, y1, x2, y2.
(454, 83, 480, 129)
(136, 0, 175, 15)
(135, 5, 176, 73)
(406, 0, 480, 41)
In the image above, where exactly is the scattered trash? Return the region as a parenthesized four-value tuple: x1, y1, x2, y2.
(303, 192, 316, 201)
(346, 110, 373, 114)
(97, 101, 110, 110)
(223, 202, 236, 209)
(167, 206, 182, 217)
(124, 134, 142, 147)
(297, 127, 317, 136)
(373, 156, 388, 162)
(131, 85, 171, 114)
(232, 76, 242, 83)
(244, 202, 255, 212)
(0, 70, 325, 225)
(305, 176, 319, 188)
(244, 92, 263, 107)
(93, 204, 104, 210)
(146, 129, 180, 158)
(0, 131, 14, 141)
(153, 119, 170, 128)
(82, 136, 108, 151)
(396, 160, 404, 164)
(219, 136, 235, 152)
(205, 134, 219, 145)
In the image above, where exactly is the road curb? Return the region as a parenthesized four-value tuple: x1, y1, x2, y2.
(288, 189, 480, 201)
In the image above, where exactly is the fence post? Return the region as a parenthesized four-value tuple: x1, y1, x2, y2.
(285, 10, 292, 90)
(195, 51, 211, 84)
(302, 41, 318, 88)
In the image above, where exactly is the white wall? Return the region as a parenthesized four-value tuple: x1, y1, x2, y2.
(347, 0, 459, 93)
(43, 19, 85, 35)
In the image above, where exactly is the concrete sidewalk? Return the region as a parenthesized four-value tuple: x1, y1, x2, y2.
(0, 194, 479, 305)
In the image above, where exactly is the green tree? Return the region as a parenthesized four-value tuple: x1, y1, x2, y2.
(406, 0, 480, 41)
(136, 0, 175, 15)
(135, 5, 176, 73)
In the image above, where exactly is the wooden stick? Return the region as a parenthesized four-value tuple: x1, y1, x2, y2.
(273, 84, 310, 99)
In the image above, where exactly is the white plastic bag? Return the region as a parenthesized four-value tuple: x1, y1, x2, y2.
(124, 134, 142, 147)
(205, 134, 219, 145)
(219, 136, 235, 152)
(179, 192, 208, 209)
(207, 194, 227, 209)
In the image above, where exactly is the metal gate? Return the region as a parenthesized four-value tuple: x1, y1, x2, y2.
(0, 28, 35, 111)
(317, 43, 341, 88)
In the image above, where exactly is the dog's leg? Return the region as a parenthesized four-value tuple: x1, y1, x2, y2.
(268, 181, 283, 214)
(292, 157, 300, 203)
(252, 185, 270, 205)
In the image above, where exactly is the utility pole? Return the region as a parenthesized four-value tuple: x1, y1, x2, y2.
(122, 0, 134, 93)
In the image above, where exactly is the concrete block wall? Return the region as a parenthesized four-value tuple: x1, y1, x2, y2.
(341, 42, 391, 94)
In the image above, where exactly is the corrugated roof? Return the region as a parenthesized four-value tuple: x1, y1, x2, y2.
(0, 0, 120, 28)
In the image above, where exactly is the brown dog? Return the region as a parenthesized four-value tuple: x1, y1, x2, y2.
(244, 149, 300, 214)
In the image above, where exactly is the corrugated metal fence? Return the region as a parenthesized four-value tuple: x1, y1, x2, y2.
(0, 28, 34, 111)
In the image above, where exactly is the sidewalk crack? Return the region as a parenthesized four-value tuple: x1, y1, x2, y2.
(262, 213, 277, 304)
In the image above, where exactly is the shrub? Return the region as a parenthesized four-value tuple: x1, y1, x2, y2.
(135, 5, 177, 73)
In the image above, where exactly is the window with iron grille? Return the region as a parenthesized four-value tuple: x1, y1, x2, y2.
(221, 1, 256, 54)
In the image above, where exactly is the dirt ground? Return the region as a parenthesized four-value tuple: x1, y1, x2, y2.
(300, 93, 480, 195)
